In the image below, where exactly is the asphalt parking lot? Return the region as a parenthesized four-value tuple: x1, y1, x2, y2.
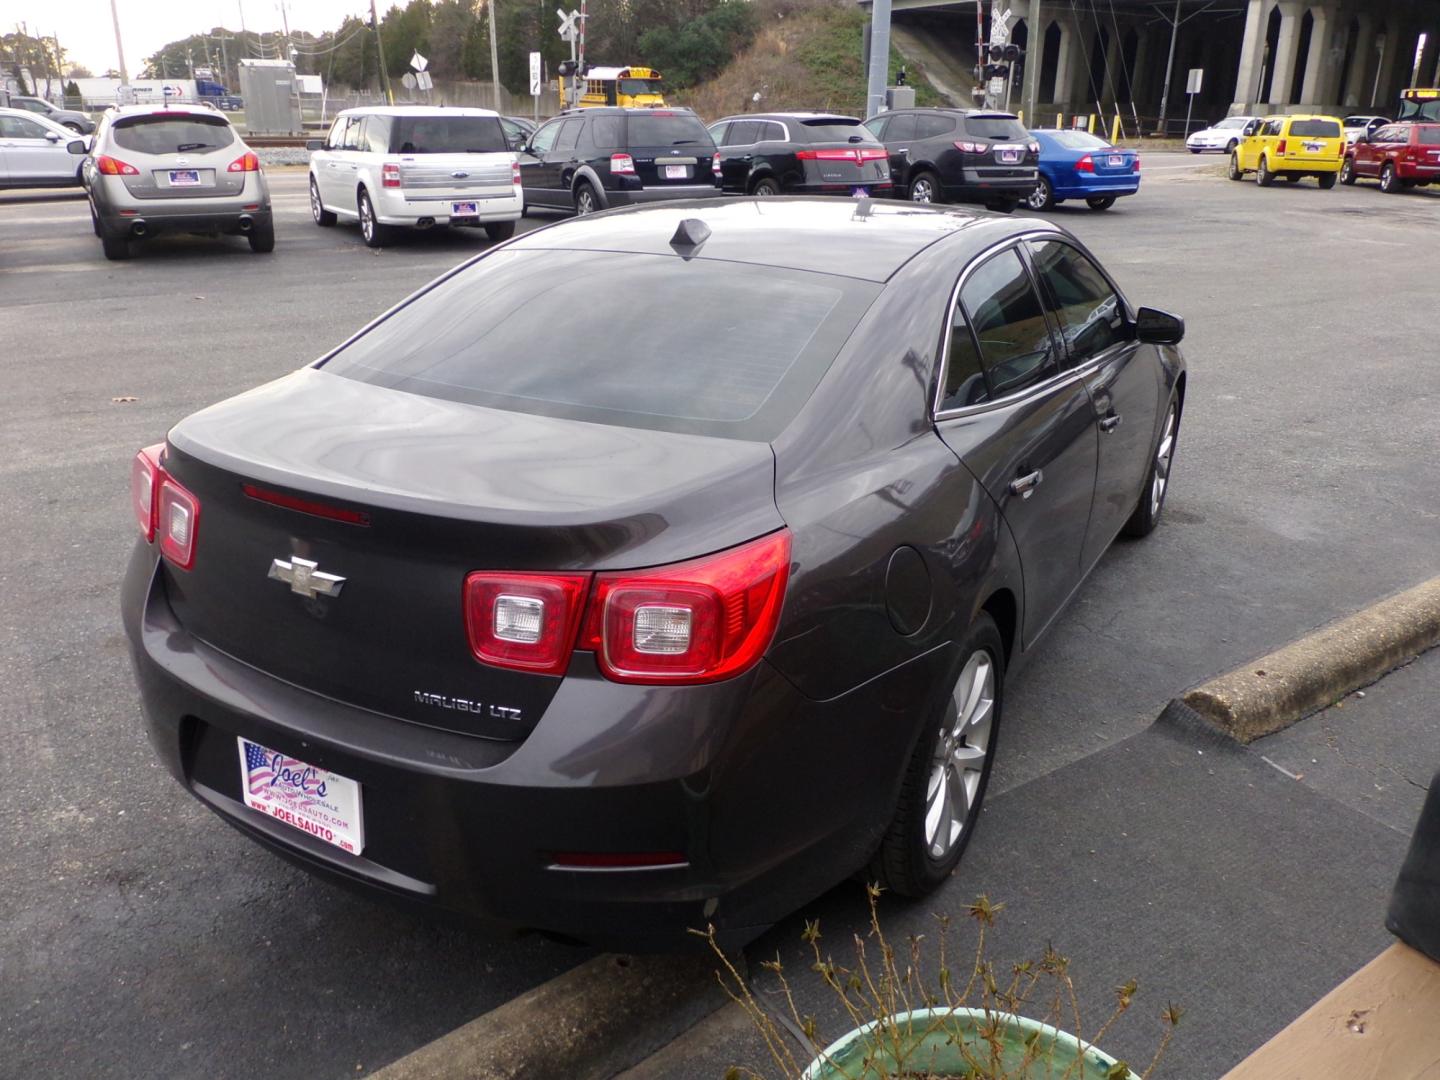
(3, 159, 1438, 1078)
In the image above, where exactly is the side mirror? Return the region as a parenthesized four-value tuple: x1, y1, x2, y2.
(67, 139, 86, 155)
(1135, 307, 1185, 346)
(305, 139, 323, 151)
(46, 131, 62, 143)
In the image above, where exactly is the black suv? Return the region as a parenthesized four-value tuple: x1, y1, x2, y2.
(863, 108, 1038, 211)
(517, 107, 722, 215)
(707, 113, 892, 198)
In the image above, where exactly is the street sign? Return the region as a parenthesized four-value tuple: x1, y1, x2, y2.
(988, 77, 1006, 97)
(195, 66, 214, 80)
(529, 51, 543, 96)
(411, 51, 429, 73)
(557, 8, 579, 42)
(416, 70, 433, 91)
(401, 72, 417, 89)
(990, 7, 1014, 47)
(1186, 68, 1203, 94)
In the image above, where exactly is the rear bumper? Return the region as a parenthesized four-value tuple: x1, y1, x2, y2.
(1051, 175, 1141, 199)
(603, 185, 725, 207)
(99, 207, 273, 238)
(375, 187, 523, 225)
(941, 171, 1038, 199)
(1273, 157, 1343, 173)
(121, 542, 937, 949)
(94, 172, 271, 236)
(785, 181, 895, 197)
(1397, 162, 1440, 179)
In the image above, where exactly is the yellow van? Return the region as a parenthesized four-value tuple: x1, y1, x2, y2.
(1228, 114, 1345, 188)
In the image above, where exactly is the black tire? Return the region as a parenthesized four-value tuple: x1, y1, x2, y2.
(64, 121, 83, 133)
(1228, 152, 1244, 181)
(101, 233, 130, 261)
(1086, 196, 1116, 210)
(310, 177, 336, 226)
(750, 176, 781, 197)
(908, 170, 940, 204)
(1317, 172, 1337, 190)
(1380, 163, 1400, 193)
(88, 198, 101, 237)
(870, 613, 1004, 898)
(358, 189, 391, 247)
(1025, 174, 1054, 211)
(1339, 157, 1356, 185)
(1188, 148, 1201, 154)
(573, 181, 600, 215)
(1122, 396, 1179, 538)
(485, 220, 516, 242)
(1257, 156, 1275, 186)
(247, 219, 275, 253)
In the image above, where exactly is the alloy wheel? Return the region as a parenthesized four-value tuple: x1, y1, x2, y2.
(360, 196, 374, 241)
(310, 180, 323, 223)
(1151, 404, 1177, 516)
(910, 177, 934, 204)
(1026, 177, 1051, 210)
(925, 649, 995, 860)
(1381, 164, 1397, 193)
(576, 186, 596, 214)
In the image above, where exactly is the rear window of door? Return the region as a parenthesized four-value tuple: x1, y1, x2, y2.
(590, 115, 624, 149)
(112, 114, 235, 155)
(627, 114, 711, 148)
(956, 248, 1060, 400)
(884, 113, 917, 142)
(0, 115, 49, 138)
(1028, 240, 1127, 365)
(915, 114, 955, 139)
(761, 121, 787, 142)
(390, 115, 508, 153)
(723, 120, 761, 145)
(553, 119, 582, 152)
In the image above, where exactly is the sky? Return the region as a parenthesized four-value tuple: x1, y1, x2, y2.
(9, 0, 397, 77)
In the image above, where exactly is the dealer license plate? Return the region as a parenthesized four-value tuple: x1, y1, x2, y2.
(998, 149, 1020, 163)
(1108, 154, 1125, 167)
(238, 737, 364, 855)
(169, 169, 200, 186)
(851, 186, 870, 197)
(664, 164, 687, 179)
(452, 200, 478, 215)
(1303, 142, 1323, 153)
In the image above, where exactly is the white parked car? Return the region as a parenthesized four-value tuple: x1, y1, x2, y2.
(0, 107, 89, 189)
(307, 106, 523, 247)
(1185, 116, 1257, 154)
(1342, 115, 1391, 144)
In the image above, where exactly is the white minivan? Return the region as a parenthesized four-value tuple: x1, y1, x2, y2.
(307, 106, 523, 246)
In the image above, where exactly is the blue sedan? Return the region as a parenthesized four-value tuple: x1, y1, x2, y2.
(1026, 129, 1140, 211)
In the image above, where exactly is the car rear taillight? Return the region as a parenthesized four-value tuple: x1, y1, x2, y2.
(578, 530, 791, 685)
(1075, 154, 1095, 173)
(96, 155, 139, 176)
(1276, 139, 1287, 155)
(1132, 153, 1141, 173)
(512, 161, 522, 185)
(382, 162, 402, 188)
(610, 153, 636, 175)
(1028, 141, 1041, 154)
(954, 140, 987, 153)
(227, 151, 259, 172)
(131, 444, 201, 570)
(796, 148, 889, 162)
(465, 573, 591, 676)
(712, 151, 722, 176)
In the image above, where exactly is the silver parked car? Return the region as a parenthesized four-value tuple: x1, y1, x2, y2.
(0, 108, 89, 189)
(83, 104, 273, 261)
(5, 94, 96, 134)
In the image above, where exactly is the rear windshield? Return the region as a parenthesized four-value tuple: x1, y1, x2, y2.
(390, 115, 507, 154)
(798, 118, 872, 143)
(1417, 126, 1440, 145)
(1045, 131, 1109, 150)
(320, 248, 877, 440)
(112, 114, 234, 154)
(626, 113, 711, 147)
(964, 114, 1028, 140)
(1289, 119, 1341, 137)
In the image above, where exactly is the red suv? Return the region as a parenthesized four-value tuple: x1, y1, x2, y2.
(1340, 122, 1440, 192)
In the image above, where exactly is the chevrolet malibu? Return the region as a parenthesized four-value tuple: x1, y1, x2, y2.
(122, 199, 1186, 948)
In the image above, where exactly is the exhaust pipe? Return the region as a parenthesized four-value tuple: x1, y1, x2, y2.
(130, 221, 147, 237)
(416, 216, 436, 229)
(237, 215, 253, 232)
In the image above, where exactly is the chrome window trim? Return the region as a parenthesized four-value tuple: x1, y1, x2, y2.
(932, 229, 1136, 422)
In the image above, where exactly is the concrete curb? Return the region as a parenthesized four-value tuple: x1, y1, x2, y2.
(368, 953, 732, 1080)
(1181, 575, 1440, 743)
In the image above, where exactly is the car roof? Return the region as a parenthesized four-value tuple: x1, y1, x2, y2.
(508, 197, 1018, 284)
(107, 103, 230, 119)
(338, 105, 500, 118)
(559, 106, 697, 115)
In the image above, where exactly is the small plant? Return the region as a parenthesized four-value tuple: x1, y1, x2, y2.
(697, 885, 1181, 1080)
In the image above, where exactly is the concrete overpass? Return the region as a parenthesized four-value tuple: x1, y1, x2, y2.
(862, 1, 1440, 130)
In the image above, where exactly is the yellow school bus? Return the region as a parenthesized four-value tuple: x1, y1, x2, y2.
(570, 67, 666, 109)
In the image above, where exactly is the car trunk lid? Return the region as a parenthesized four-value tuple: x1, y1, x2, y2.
(109, 112, 248, 199)
(159, 369, 782, 741)
(623, 112, 717, 188)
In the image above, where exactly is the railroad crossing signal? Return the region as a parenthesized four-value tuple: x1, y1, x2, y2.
(557, 8, 579, 42)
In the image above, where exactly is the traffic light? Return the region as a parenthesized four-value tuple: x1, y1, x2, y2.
(896, 66, 907, 87)
(985, 64, 1009, 80)
(557, 59, 578, 77)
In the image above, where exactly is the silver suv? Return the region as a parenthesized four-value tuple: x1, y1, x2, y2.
(84, 104, 273, 261)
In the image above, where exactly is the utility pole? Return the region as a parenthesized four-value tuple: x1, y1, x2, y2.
(865, 0, 891, 117)
(109, 0, 129, 85)
(487, 0, 500, 109)
(1155, 0, 1182, 134)
(370, 0, 393, 104)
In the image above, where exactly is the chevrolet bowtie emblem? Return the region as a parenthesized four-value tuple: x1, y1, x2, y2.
(269, 556, 345, 599)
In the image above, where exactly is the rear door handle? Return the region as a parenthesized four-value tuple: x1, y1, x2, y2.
(1009, 469, 1044, 499)
(1099, 415, 1122, 433)
(897, 147, 909, 154)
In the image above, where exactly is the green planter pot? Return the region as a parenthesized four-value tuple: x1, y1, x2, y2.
(801, 1007, 1134, 1080)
